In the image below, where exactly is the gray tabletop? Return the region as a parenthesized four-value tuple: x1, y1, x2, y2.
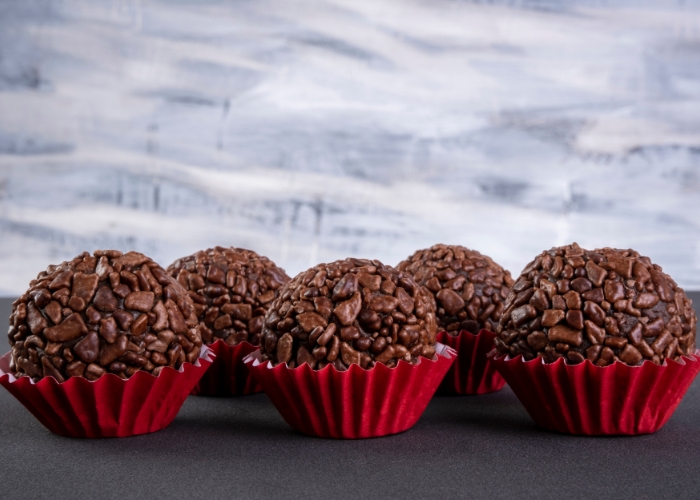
(1, 294, 699, 500)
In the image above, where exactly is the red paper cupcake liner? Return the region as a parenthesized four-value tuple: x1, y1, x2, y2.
(491, 351, 700, 435)
(0, 346, 214, 438)
(245, 343, 456, 439)
(436, 329, 506, 395)
(191, 340, 262, 397)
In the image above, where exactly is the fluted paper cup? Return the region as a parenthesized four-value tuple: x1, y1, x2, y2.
(245, 343, 456, 439)
(491, 351, 700, 435)
(191, 340, 262, 396)
(436, 329, 505, 395)
(0, 346, 214, 438)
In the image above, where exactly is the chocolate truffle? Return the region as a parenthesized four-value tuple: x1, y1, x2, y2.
(167, 247, 290, 347)
(260, 258, 438, 370)
(397, 244, 514, 335)
(8, 250, 202, 382)
(493, 243, 697, 366)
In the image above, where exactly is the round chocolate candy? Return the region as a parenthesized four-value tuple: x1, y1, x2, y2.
(8, 251, 202, 382)
(167, 247, 290, 348)
(493, 243, 697, 366)
(397, 244, 514, 335)
(260, 258, 438, 370)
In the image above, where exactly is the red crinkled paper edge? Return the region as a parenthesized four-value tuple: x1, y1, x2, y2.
(436, 329, 506, 395)
(191, 340, 262, 397)
(0, 346, 214, 438)
(491, 351, 700, 435)
(244, 343, 456, 439)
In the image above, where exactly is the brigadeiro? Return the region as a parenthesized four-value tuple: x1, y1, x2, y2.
(398, 244, 514, 334)
(260, 258, 438, 369)
(492, 243, 696, 365)
(397, 244, 512, 394)
(490, 243, 700, 435)
(245, 258, 455, 438)
(0, 250, 213, 438)
(166, 246, 290, 396)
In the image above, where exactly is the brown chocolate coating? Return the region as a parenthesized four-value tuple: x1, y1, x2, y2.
(259, 258, 438, 370)
(167, 247, 290, 347)
(493, 243, 697, 366)
(397, 244, 514, 335)
(8, 251, 203, 382)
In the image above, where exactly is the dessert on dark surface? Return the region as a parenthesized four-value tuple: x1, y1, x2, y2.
(259, 258, 438, 370)
(397, 244, 514, 334)
(8, 250, 202, 382)
(167, 246, 290, 348)
(493, 243, 697, 366)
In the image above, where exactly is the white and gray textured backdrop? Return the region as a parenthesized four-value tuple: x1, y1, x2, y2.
(0, 0, 699, 296)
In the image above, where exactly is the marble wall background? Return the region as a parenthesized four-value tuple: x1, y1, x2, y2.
(0, 0, 699, 295)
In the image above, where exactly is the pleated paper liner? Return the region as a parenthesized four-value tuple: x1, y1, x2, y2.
(190, 340, 262, 396)
(0, 346, 214, 438)
(436, 329, 505, 395)
(245, 343, 456, 439)
(491, 351, 700, 436)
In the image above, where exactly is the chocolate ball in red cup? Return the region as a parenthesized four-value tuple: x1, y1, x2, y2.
(247, 257, 455, 439)
(167, 246, 290, 395)
(1, 250, 211, 438)
(490, 243, 699, 436)
(398, 244, 513, 394)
